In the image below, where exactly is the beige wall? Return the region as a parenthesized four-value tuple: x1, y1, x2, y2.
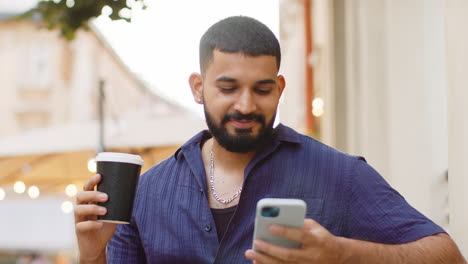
(446, 0, 468, 256)
(278, 0, 307, 132)
(280, 0, 467, 255)
(335, 0, 449, 227)
(279, 0, 335, 143)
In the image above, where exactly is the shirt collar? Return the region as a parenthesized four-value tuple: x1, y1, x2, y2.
(273, 123, 301, 144)
(174, 123, 300, 160)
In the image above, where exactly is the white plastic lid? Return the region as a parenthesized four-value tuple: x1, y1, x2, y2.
(95, 152, 144, 166)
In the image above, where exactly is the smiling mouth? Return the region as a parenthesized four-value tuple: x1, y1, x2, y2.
(221, 113, 265, 130)
(228, 119, 258, 129)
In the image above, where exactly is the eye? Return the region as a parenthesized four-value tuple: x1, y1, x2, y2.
(218, 86, 237, 93)
(255, 88, 272, 95)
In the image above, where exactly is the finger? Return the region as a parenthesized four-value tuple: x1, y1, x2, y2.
(74, 204, 107, 220)
(83, 174, 101, 191)
(245, 248, 283, 264)
(252, 239, 301, 262)
(269, 224, 307, 243)
(76, 220, 104, 233)
(74, 204, 106, 223)
(76, 191, 108, 205)
(302, 218, 332, 243)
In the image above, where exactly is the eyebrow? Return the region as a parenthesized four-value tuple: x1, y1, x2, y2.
(215, 76, 276, 85)
(256, 79, 276, 85)
(215, 76, 237, 83)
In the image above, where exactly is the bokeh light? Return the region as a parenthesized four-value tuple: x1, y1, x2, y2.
(87, 158, 97, 173)
(312, 97, 324, 117)
(13, 181, 26, 194)
(65, 184, 78, 197)
(61, 201, 74, 214)
(0, 187, 5, 200)
(312, 97, 324, 109)
(28, 186, 40, 199)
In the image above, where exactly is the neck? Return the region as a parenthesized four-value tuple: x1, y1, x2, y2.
(210, 138, 256, 172)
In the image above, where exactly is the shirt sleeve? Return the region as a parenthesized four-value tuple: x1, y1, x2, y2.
(107, 218, 147, 263)
(342, 158, 445, 244)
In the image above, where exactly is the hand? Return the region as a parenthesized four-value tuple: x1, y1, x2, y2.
(75, 174, 117, 263)
(245, 218, 345, 264)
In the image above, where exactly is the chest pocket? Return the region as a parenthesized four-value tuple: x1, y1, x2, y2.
(264, 194, 324, 220)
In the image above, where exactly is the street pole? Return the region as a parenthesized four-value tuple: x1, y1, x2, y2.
(98, 80, 105, 153)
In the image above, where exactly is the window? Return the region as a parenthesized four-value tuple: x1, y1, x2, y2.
(29, 43, 51, 88)
(19, 41, 52, 90)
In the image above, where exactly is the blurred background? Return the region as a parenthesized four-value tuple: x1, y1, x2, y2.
(0, 0, 466, 263)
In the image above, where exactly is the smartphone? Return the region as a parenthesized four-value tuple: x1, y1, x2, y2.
(252, 198, 307, 251)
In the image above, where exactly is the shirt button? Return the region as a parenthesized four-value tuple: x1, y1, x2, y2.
(205, 224, 212, 232)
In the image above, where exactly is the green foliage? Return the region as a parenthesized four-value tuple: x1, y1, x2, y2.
(20, 0, 147, 40)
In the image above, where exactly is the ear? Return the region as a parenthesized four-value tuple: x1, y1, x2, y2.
(277, 75, 286, 97)
(189, 73, 203, 104)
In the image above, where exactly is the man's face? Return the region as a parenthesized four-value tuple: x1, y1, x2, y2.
(198, 50, 285, 153)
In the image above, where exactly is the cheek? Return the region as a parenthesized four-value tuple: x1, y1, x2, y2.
(259, 100, 279, 117)
(204, 101, 228, 122)
(208, 97, 235, 113)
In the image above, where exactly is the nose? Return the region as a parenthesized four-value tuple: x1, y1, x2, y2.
(233, 89, 257, 114)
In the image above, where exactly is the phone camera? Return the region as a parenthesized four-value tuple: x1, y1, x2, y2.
(261, 206, 280, 217)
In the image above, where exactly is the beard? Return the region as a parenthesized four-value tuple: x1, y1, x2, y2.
(204, 105, 276, 153)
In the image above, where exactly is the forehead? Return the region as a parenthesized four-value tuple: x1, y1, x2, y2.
(204, 50, 279, 81)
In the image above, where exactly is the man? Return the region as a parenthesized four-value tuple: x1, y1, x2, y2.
(75, 16, 466, 263)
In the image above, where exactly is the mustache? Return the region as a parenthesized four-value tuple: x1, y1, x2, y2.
(221, 112, 265, 125)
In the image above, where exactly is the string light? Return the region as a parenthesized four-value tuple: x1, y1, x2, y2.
(65, 184, 78, 197)
(28, 186, 40, 199)
(0, 187, 5, 200)
(61, 201, 74, 214)
(13, 181, 26, 194)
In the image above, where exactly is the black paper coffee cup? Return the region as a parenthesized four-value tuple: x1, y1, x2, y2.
(96, 152, 143, 224)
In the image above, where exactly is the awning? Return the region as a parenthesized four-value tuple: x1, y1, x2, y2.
(0, 115, 206, 157)
(0, 115, 206, 190)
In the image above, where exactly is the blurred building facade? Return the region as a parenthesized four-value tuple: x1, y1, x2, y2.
(0, 12, 205, 260)
(0, 13, 205, 186)
(279, 0, 468, 256)
(0, 14, 186, 137)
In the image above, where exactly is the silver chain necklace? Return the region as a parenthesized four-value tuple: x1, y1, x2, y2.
(209, 142, 242, 204)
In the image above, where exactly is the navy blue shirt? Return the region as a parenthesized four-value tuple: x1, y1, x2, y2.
(107, 124, 444, 263)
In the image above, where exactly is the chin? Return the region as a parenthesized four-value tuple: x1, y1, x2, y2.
(233, 128, 257, 136)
